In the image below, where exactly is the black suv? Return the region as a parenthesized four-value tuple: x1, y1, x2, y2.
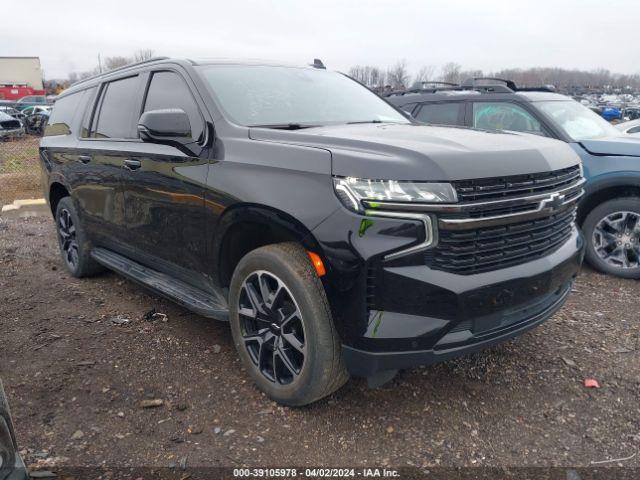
(387, 78, 640, 278)
(40, 59, 584, 405)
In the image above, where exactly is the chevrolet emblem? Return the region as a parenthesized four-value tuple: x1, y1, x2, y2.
(540, 192, 565, 210)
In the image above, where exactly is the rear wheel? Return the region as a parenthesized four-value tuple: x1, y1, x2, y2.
(55, 197, 103, 278)
(229, 242, 348, 406)
(583, 197, 640, 278)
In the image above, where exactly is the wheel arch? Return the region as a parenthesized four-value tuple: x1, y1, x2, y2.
(48, 180, 71, 217)
(578, 175, 640, 225)
(213, 204, 324, 289)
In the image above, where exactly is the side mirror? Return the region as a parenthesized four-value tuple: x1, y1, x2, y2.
(137, 108, 192, 144)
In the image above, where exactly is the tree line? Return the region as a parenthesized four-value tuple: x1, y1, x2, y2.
(54, 52, 640, 93)
(349, 61, 640, 91)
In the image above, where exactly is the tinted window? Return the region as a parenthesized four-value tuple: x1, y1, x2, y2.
(92, 76, 139, 139)
(415, 102, 463, 126)
(143, 71, 203, 142)
(44, 91, 83, 136)
(473, 102, 543, 134)
(19, 96, 33, 103)
(399, 103, 417, 115)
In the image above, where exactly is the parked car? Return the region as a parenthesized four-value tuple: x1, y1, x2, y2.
(40, 58, 584, 405)
(20, 105, 51, 117)
(0, 107, 25, 125)
(22, 107, 50, 136)
(0, 380, 28, 480)
(15, 95, 48, 111)
(601, 106, 623, 122)
(0, 112, 24, 139)
(616, 119, 640, 137)
(387, 78, 640, 278)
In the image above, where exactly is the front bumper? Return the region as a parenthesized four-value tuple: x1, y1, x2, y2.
(0, 128, 24, 138)
(343, 279, 572, 376)
(314, 209, 584, 377)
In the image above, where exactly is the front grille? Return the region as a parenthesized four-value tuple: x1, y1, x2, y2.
(427, 205, 576, 274)
(453, 165, 581, 202)
(1, 119, 21, 129)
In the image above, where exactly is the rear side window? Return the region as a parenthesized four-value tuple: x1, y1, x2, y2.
(143, 71, 204, 142)
(398, 103, 417, 115)
(92, 76, 139, 139)
(473, 102, 544, 134)
(415, 102, 463, 126)
(44, 91, 83, 136)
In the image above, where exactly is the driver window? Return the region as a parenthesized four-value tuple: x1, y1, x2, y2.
(473, 102, 545, 135)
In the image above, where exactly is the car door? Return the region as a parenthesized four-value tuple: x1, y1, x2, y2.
(121, 68, 211, 288)
(74, 75, 142, 253)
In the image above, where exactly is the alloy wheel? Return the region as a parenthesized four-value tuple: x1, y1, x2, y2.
(238, 270, 306, 385)
(58, 208, 79, 270)
(593, 211, 640, 269)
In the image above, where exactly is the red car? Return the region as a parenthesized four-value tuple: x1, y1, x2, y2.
(0, 84, 46, 102)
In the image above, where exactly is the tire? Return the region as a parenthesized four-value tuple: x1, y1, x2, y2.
(229, 242, 348, 406)
(583, 196, 640, 278)
(0, 380, 17, 478)
(55, 197, 103, 278)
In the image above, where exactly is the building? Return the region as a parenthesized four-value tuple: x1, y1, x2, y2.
(0, 57, 44, 90)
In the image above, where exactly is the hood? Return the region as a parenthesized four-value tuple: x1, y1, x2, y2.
(580, 136, 640, 157)
(249, 123, 580, 181)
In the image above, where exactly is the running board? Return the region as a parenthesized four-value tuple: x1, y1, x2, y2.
(91, 247, 229, 320)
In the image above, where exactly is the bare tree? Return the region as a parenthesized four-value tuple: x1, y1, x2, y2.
(133, 49, 155, 62)
(104, 56, 131, 71)
(411, 65, 437, 88)
(440, 62, 462, 84)
(459, 69, 483, 84)
(387, 60, 410, 90)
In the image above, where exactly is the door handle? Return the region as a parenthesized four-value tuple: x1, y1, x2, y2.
(123, 159, 142, 171)
(78, 155, 91, 164)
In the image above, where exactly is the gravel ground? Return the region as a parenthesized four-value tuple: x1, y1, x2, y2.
(0, 215, 638, 475)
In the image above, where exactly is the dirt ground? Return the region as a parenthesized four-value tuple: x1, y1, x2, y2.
(0, 215, 638, 475)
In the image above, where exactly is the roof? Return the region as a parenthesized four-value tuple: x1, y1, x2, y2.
(386, 89, 570, 106)
(62, 57, 321, 97)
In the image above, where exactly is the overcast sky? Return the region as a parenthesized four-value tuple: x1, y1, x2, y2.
(2, 0, 639, 79)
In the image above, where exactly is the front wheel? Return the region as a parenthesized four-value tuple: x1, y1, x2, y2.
(229, 243, 348, 406)
(583, 197, 640, 278)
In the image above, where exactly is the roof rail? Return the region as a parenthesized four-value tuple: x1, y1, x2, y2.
(418, 81, 459, 88)
(461, 77, 516, 92)
(461, 77, 557, 93)
(516, 84, 557, 93)
(384, 83, 466, 97)
(70, 56, 170, 87)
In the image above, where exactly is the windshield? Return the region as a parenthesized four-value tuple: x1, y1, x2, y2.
(197, 65, 408, 127)
(536, 100, 622, 141)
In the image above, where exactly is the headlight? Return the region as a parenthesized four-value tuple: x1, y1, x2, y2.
(333, 176, 457, 212)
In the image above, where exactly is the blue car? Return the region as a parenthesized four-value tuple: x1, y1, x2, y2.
(601, 106, 622, 122)
(387, 79, 640, 278)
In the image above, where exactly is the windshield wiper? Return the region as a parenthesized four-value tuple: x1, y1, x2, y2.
(347, 120, 384, 125)
(249, 123, 318, 130)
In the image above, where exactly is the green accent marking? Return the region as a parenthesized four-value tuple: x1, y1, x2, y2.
(359, 218, 374, 237)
